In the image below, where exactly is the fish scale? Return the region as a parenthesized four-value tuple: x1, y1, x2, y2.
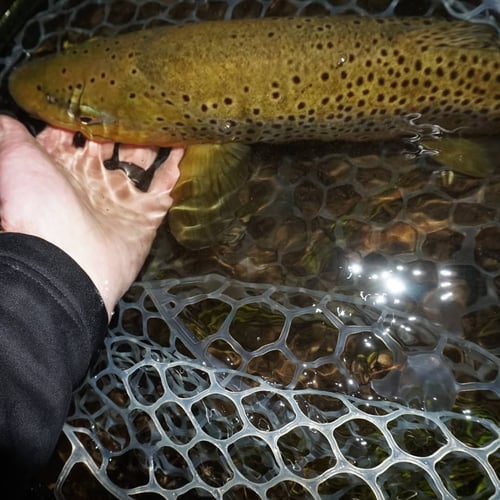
(8, 16, 500, 146)
(7, 15, 500, 248)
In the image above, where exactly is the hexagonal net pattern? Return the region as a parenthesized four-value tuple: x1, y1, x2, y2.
(58, 275, 500, 498)
(0, 0, 499, 498)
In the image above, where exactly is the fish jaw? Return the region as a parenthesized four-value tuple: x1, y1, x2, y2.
(9, 56, 81, 131)
(8, 54, 120, 141)
(8, 50, 185, 146)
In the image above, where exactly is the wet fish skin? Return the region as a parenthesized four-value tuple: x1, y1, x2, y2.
(8, 16, 500, 146)
(8, 16, 500, 249)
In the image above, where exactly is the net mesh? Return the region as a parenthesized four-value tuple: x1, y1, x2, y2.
(0, 1, 499, 498)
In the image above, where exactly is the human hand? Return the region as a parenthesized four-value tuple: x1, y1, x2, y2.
(0, 115, 182, 319)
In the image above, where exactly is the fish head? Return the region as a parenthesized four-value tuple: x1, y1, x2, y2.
(9, 53, 116, 140)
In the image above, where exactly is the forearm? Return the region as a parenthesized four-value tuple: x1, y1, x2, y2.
(0, 232, 107, 489)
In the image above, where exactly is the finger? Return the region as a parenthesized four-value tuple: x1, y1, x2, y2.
(37, 126, 83, 160)
(147, 147, 183, 196)
(117, 144, 159, 170)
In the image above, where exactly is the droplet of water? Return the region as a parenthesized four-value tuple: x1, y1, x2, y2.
(336, 55, 347, 67)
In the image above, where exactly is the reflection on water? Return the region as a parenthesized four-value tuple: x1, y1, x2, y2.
(135, 137, 500, 420)
(145, 137, 500, 347)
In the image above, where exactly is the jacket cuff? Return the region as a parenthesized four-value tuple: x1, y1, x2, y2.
(0, 232, 108, 385)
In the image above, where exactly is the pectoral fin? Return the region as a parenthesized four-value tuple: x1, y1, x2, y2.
(423, 137, 494, 177)
(168, 143, 251, 249)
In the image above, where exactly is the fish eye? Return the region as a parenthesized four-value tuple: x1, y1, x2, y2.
(79, 116, 94, 124)
(78, 114, 105, 126)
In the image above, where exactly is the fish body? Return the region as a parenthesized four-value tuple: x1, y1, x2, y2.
(9, 16, 500, 146)
(8, 16, 500, 249)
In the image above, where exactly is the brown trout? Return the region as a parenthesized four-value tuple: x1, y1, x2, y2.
(8, 16, 500, 247)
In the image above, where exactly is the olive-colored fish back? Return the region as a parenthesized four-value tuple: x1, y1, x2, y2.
(8, 16, 500, 146)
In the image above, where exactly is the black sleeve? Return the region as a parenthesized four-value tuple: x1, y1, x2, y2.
(0, 233, 108, 492)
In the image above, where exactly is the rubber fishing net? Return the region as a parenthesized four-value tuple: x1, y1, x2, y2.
(0, 0, 499, 498)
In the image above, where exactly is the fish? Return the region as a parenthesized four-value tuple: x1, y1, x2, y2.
(8, 16, 500, 248)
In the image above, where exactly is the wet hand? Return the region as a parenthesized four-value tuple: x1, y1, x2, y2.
(0, 115, 182, 318)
